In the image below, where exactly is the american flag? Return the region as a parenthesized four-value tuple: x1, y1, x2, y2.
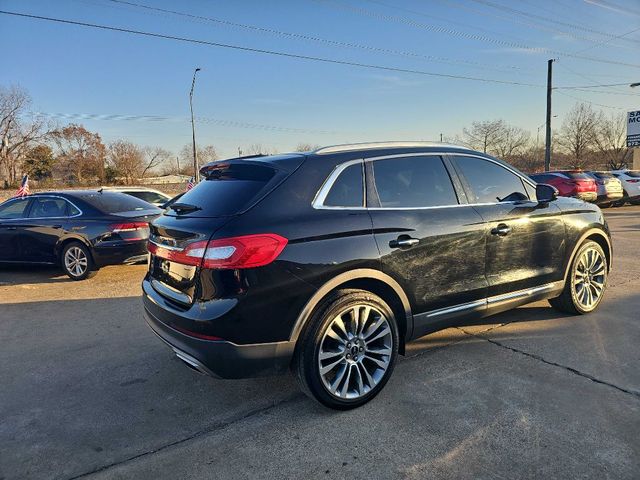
(15, 175, 30, 198)
(186, 176, 195, 191)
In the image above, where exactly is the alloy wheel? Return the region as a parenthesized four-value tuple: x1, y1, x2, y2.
(573, 247, 606, 310)
(317, 304, 393, 400)
(64, 246, 88, 277)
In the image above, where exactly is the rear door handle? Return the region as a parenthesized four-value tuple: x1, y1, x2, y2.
(389, 236, 419, 249)
(491, 223, 511, 236)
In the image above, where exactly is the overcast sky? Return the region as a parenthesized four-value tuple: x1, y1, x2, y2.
(1, 0, 638, 157)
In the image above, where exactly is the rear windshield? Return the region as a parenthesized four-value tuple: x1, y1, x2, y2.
(80, 192, 155, 213)
(562, 172, 591, 180)
(168, 163, 277, 217)
(627, 171, 640, 178)
(591, 172, 613, 179)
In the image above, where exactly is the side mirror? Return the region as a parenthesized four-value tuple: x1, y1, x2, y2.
(536, 183, 558, 203)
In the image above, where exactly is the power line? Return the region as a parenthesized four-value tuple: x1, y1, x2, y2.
(35, 111, 342, 134)
(102, 0, 533, 74)
(369, 0, 624, 48)
(315, 0, 640, 68)
(467, 0, 639, 44)
(555, 90, 627, 110)
(571, 26, 640, 55)
(0, 9, 548, 87)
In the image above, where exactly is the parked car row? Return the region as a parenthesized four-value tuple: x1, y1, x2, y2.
(528, 169, 640, 207)
(0, 188, 167, 279)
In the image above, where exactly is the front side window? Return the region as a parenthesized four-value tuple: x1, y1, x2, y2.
(372, 156, 458, 208)
(28, 197, 70, 218)
(323, 163, 363, 207)
(454, 156, 529, 204)
(0, 198, 30, 219)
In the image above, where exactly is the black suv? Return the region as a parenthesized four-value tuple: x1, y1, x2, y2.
(143, 142, 611, 409)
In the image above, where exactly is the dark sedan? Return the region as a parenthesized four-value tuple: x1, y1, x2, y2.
(0, 190, 161, 279)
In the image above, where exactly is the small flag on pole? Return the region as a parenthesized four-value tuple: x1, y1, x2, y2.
(186, 176, 195, 191)
(15, 175, 30, 198)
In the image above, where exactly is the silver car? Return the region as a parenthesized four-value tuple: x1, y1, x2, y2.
(585, 171, 624, 207)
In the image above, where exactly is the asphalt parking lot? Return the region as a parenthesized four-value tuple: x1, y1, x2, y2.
(1, 206, 639, 480)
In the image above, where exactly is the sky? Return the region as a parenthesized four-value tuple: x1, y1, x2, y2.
(1, 0, 639, 158)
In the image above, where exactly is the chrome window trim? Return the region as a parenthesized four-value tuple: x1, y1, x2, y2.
(25, 195, 84, 220)
(312, 152, 537, 211)
(312, 159, 366, 210)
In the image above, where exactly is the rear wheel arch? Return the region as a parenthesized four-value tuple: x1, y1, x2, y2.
(290, 269, 412, 355)
(56, 236, 94, 265)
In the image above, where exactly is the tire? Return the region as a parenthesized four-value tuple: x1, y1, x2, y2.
(630, 199, 640, 206)
(61, 241, 97, 280)
(599, 202, 611, 209)
(294, 289, 399, 410)
(549, 240, 607, 315)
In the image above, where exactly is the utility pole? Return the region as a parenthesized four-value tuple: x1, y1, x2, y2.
(544, 59, 554, 172)
(189, 67, 201, 182)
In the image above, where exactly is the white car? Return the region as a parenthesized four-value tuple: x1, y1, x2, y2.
(610, 170, 640, 206)
(100, 187, 172, 207)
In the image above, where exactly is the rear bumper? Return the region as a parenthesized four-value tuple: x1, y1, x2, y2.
(597, 192, 623, 203)
(143, 300, 295, 379)
(574, 192, 597, 202)
(93, 240, 148, 267)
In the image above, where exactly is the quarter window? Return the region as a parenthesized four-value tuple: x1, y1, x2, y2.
(0, 198, 30, 219)
(372, 156, 458, 208)
(323, 163, 364, 207)
(454, 156, 529, 203)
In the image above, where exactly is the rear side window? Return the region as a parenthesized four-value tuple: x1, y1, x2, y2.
(372, 156, 458, 208)
(0, 198, 30, 219)
(626, 171, 640, 178)
(28, 197, 70, 218)
(80, 192, 154, 213)
(324, 163, 363, 207)
(454, 156, 528, 203)
(172, 163, 277, 217)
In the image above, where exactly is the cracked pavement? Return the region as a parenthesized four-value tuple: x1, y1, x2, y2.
(1, 206, 639, 479)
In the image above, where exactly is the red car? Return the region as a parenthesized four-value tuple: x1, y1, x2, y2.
(529, 171, 597, 202)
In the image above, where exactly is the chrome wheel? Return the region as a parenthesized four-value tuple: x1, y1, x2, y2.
(317, 304, 393, 400)
(572, 247, 606, 310)
(64, 246, 88, 277)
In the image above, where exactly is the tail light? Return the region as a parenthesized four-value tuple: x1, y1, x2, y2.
(148, 233, 288, 269)
(110, 222, 149, 240)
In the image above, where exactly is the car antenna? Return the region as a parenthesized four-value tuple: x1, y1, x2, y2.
(98, 187, 103, 193)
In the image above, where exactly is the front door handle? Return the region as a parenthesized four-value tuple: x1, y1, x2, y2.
(389, 236, 419, 249)
(491, 223, 511, 236)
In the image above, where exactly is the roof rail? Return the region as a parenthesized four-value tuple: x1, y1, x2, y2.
(313, 141, 471, 155)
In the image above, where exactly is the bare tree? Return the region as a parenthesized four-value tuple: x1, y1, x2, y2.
(494, 125, 531, 159)
(108, 140, 144, 185)
(294, 142, 321, 152)
(52, 124, 106, 183)
(557, 103, 597, 169)
(179, 143, 218, 174)
(141, 146, 172, 178)
(593, 112, 631, 170)
(460, 120, 506, 154)
(245, 143, 277, 155)
(0, 85, 51, 184)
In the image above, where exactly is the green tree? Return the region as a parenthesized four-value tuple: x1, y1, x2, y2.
(23, 144, 55, 180)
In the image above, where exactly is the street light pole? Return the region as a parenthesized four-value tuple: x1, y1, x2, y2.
(189, 68, 201, 182)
